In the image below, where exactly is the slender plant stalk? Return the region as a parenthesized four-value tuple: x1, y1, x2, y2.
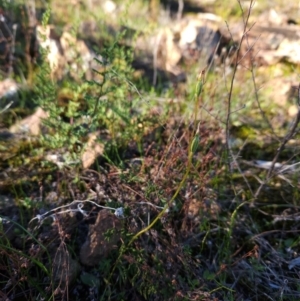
(225, 0, 255, 174)
(107, 73, 206, 285)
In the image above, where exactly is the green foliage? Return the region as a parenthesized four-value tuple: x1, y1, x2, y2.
(3, 0, 300, 300)
(33, 21, 148, 167)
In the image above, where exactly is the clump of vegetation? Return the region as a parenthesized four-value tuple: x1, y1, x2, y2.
(1, 0, 300, 300)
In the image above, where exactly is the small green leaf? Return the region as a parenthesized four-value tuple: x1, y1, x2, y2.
(203, 269, 215, 280)
(190, 134, 200, 154)
(196, 81, 203, 98)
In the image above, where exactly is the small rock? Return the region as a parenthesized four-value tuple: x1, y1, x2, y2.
(37, 25, 65, 80)
(80, 209, 122, 266)
(9, 107, 48, 135)
(81, 132, 104, 169)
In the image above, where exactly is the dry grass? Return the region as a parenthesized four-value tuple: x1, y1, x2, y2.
(1, 0, 300, 300)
